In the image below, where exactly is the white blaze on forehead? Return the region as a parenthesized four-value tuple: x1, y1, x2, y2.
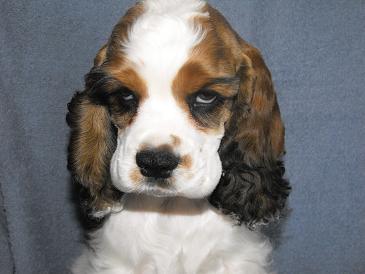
(123, 0, 208, 91)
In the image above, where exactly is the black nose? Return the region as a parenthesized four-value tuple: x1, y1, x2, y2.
(136, 148, 180, 179)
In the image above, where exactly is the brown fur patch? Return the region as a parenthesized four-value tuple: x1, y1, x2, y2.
(238, 43, 285, 161)
(170, 135, 181, 147)
(73, 99, 112, 188)
(130, 168, 143, 184)
(111, 67, 148, 100)
(67, 92, 119, 211)
(179, 155, 192, 169)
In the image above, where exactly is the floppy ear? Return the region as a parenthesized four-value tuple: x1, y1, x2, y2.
(67, 46, 122, 219)
(209, 42, 291, 228)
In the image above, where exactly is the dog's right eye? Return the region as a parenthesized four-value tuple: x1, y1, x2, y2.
(122, 93, 134, 101)
(107, 87, 139, 114)
(117, 87, 136, 102)
(111, 87, 137, 102)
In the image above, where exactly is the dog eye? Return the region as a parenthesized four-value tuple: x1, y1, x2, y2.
(122, 93, 134, 101)
(187, 90, 224, 117)
(118, 88, 136, 101)
(193, 90, 219, 105)
(195, 92, 217, 104)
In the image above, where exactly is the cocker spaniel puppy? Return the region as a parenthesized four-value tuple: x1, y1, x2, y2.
(67, 0, 290, 273)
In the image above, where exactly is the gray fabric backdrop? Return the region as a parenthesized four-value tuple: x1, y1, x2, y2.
(1, 0, 364, 273)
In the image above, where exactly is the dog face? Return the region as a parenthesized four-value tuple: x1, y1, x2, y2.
(67, 0, 290, 227)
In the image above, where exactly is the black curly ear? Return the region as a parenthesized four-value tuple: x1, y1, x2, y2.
(67, 46, 122, 219)
(209, 42, 291, 228)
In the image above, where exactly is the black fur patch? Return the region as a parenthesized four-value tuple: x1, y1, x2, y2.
(209, 140, 291, 229)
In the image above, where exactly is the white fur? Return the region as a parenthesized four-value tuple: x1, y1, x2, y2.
(73, 1, 274, 273)
(72, 195, 272, 274)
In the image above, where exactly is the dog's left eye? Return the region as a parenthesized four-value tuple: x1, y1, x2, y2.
(187, 89, 226, 128)
(192, 90, 220, 107)
(187, 90, 224, 111)
(195, 92, 217, 104)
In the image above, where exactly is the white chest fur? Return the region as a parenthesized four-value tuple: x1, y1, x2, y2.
(72, 195, 272, 274)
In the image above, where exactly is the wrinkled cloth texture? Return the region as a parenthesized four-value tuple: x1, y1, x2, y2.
(0, 1, 364, 273)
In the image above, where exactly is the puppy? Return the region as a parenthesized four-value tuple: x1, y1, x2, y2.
(67, 0, 290, 273)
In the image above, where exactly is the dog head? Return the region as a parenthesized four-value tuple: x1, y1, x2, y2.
(67, 0, 290, 227)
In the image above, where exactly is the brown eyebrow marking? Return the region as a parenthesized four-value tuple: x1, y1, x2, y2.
(86, 66, 148, 101)
(199, 77, 240, 98)
(109, 68, 148, 100)
(203, 76, 240, 88)
(172, 61, 239, 100)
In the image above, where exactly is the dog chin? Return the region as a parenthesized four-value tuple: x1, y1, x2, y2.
(143, 189, 177, 197)
(120, 179, 178, 198)
(141, 184, 178, 197)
